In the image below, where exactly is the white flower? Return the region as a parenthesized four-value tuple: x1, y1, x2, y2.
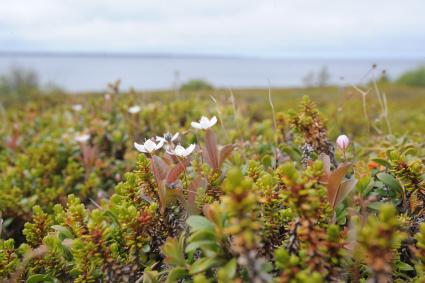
(72, 104, 83, 112)
(191, 116, 217, 130)
(167, 144, 196, 157)
(134, 139, 164, 153)
(104, 94, 111, 100)
(128, 105, 141, 114)
(75, 134, 90, 143)
(156, 132, 179, 143)
(336, 135, 350, 151)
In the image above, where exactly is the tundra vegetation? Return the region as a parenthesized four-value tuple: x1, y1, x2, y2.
(0, 75, 425, 282)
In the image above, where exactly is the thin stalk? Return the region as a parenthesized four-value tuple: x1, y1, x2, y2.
(210, 95, 228, 139)
(351, 84, 371, 134)
(229, 88, 238, 121)
(382, 91, 392, 135)
(268, 79, 278, 168)
(267, 79, 277, 130)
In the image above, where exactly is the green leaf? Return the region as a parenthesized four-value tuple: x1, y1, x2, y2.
(371, 158, 391, 168)
(186, 216, 214, 232)
(336, 205, 348, 225)
(26, 274, 55, 283)
(166, 267, 188, 283)
(189, 257, 222, 275)
(143, 270, 159, 283)
(356, 177, 372, 195)
(261, 155, 272, 168)
(185, 240, 219, 254)
(402, 147, 417, 156)
(187, 230, 216, 243)
(51, 225, 74, 240)
(143, 264, 160, 283)
(368, 202, 383, 211)
(376, 173, 402, 193)
(59, 241, 73, 261)
(103, 210, 120, 227)
(217, 259, 237, 281)
(397, 261, 414, 271)
(279, 145, 301, 161)
(162, 236, 186, 267)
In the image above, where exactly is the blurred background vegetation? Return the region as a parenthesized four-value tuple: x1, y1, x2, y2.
(397, 65, 425, 87)
(1, 65, 424, 137)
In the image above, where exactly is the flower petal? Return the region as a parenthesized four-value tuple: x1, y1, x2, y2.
(200, 116, 210, 128)
(128, 105, 141, 114)
(174, 145, 186, 156)
(191, 122, 202, 129)
(209, 116, 217, 128)
(134, 142, 147, 153)
(172, 132, 179, 141)
(75, 134, 90, 143)
(185, 144, 196, 156)
(144, 139, 157, 152)
(156, 136, 165, 143)
(156, 140, 164, 150)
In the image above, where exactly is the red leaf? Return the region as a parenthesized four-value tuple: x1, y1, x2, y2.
(150, 156, 170, 214)
(166, 158, 191, 184)
(161, 153, 175, 165)
(327, 162, 351, 209)
(219, 144, 234, 167)
(158, 182, 167, 215)
(318, 153, 331, 176)
(334, 178, 357, 209)
(151, 156, 169, 184)
(204, 129, 219, 170)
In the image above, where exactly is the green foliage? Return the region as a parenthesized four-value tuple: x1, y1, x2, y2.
(355, 204, 407, 282)
(0, 239, 19, 277)
(0, 68, 39, 100)
(289, 96, 334, 161)
(180, 79, 213, 91)
(0, 85, 425, 282)
(397, 65, 425, 87)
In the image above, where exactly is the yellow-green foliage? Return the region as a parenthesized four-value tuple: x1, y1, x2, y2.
(0, 85, 424, 282)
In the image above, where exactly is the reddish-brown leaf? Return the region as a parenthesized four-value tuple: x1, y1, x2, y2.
(318, 153, 331, 176)
(161, 153, 175, 165)
(219, 144, 235, 167)
(157, 182, 167, 215)
(204, 129, 219, 170)
(166, 158, 191, 184)
(151, 155, 169, 184)
(327, 162, 351, 209)
(334, 178, 357, 209)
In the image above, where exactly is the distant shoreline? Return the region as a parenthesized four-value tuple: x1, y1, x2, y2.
(1, 54, 423, 92)
(0, 51, 258, 60)
(0, 51, 423, 61)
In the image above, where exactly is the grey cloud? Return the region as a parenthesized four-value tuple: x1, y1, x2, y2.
(0, 0, 424, 57)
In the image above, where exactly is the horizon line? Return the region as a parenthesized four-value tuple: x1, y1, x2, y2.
(0, 50, 424, 61)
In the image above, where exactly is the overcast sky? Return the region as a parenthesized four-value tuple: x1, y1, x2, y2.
(0, 0, 424, 58)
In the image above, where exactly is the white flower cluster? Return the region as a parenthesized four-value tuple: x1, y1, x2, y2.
(133, 116, 217, 156)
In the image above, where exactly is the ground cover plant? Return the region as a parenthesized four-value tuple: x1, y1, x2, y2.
(0, 79, 425, 282)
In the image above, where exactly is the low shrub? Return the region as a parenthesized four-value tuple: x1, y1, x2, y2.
(0, 82, 424, 282)
(397, 65, 425, 87)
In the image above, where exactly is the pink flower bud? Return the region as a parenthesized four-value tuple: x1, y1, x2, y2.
(336, 135, 350, 151)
